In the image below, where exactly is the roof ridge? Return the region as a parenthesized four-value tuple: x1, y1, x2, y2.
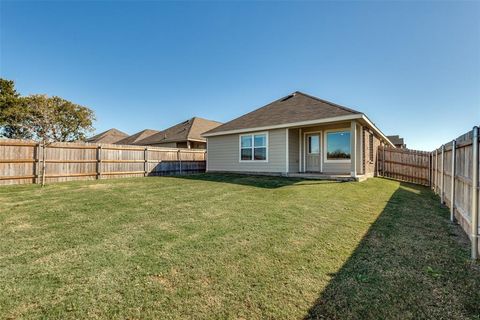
(294, 91, 361, 114)
(185, 117, 196, 140)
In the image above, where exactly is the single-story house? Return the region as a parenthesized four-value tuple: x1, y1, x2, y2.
(86, 128, 129, 144)
(137, 117, 222, 149)
(387, 135, 406, 149)
(115, 129, 160, 145)
(203, 91, 394, 180)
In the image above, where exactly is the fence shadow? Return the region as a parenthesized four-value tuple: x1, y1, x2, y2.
(304, 182, 480, 319)
(169, 173, 339, 189)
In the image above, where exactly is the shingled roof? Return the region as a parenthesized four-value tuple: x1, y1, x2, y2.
(115, 129, 160, 145)
(86, 128, 129, 144)
(204, 91, 361, 135)
(138, 117, 222, 145)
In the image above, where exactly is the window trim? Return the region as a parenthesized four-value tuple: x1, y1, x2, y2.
(239, 131, 269, 162)
(324, 128, 352, 163)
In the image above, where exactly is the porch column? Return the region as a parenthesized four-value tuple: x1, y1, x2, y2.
(350, 120, 357, 178)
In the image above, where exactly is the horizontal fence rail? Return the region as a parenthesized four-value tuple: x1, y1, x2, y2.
(378, 147, 431, 186)
(0, 139, 206, 186)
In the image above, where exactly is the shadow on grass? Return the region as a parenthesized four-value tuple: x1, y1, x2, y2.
(305, 182, 480, 319)
(170, 173, 341, 189)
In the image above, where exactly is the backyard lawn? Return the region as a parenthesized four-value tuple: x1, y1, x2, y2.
(0, 174, 479, 319)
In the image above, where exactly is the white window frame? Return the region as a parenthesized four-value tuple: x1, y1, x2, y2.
(324, 128, 352, 163)
(239, 131, 269, 162)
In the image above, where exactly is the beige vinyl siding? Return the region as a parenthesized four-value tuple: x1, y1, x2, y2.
(207, 129, 287, 173)
(288, 128, 300, 173)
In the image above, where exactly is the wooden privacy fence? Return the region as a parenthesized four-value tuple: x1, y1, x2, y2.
(378, 147, 431, 186)
(0, 139, 206, 186)
(430, 127, 479, 259)
(378, 126, 479, 259)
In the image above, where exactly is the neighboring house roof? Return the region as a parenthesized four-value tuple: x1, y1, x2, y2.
(86, 128, 129, 144)
(204, 91, 361, 135)
(138, 117, 222, 145)
(387, 135, 406, 148)
(115, 129, 160, 145)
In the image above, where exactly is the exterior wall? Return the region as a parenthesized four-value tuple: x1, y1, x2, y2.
(190, 141, 206, 149)
(150, 142, 177, 148)
(207, 121, 377, 177)
(356, 123, 363, 175)
(207, 128, 287, 173)
(362, 128, 381, 177)
(149, 141, 206, 149)
(288, 128, 300, 173)
(299, 122, 353, 174)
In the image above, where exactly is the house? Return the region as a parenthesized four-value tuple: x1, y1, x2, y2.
(203, 91, 394, 180)
(386, 135, 406, 148)
(137, 117, 222, 149)
(115, 129, 159, 145)
(86, 128, 129, 144)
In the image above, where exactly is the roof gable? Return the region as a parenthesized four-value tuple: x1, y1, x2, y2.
(204, 91, 361, 135)
(138, 117, 222, 145)
(86, 128, 129, 144)
(115, 129, 160, 145)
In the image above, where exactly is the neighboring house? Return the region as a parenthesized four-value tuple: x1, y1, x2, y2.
(137, 117, 222, 149)
(203, 91, 394, 180)
(387, 135, 406, 148)
(115, 129, 160, 145)
(86, 128, 129, 144)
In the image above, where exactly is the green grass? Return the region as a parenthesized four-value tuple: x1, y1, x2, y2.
(0, 174, 479, 319)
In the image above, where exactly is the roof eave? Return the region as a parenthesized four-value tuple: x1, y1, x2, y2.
(202, 114, 361, 137)
(203, 113, 395, 148)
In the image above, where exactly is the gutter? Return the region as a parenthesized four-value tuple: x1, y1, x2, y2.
(203, 114, 395, 147)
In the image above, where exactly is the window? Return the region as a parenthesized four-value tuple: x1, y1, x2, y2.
(308, 135, 320, 154)
(326, 130, 351, 161)
(240, 133, 267, 161)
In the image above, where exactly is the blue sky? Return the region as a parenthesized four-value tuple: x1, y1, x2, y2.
(1, 1, 479, 150)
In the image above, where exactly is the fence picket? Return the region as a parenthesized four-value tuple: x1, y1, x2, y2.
(0, 139, 206, 185)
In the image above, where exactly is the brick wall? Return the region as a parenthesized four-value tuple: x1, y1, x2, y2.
(362, 128, 381, 177)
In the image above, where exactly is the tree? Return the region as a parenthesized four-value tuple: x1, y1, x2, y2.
(0, 78, 95, 142)
(22, 95, 96, 185)
(24, 94, 95, 143)
(0, 78, 31, 139)
(0, 78, 96, 186)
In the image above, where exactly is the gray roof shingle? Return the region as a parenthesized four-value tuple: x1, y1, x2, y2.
(86, 128, 129, 144)
(204, 91, 361, 135)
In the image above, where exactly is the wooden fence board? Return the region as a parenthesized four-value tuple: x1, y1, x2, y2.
(0, 139, 206, 185)
(378, 147, 431, 186)
(379, 127, 479, 258)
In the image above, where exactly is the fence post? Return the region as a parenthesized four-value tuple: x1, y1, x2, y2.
(144, 147, 148, 177)
(382, 146, 385, 177)
(428, 152, 432, 188)
(441, 145, 445, 204)
(450, 140, 456, 222)
(177, 149, 182, 174)
(41, 143, 47, 186)
(34, 143, 40, 184)
(96, 145, 102, 180)
(471, 126, 479, 259)
(435, 149, 438, 194)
